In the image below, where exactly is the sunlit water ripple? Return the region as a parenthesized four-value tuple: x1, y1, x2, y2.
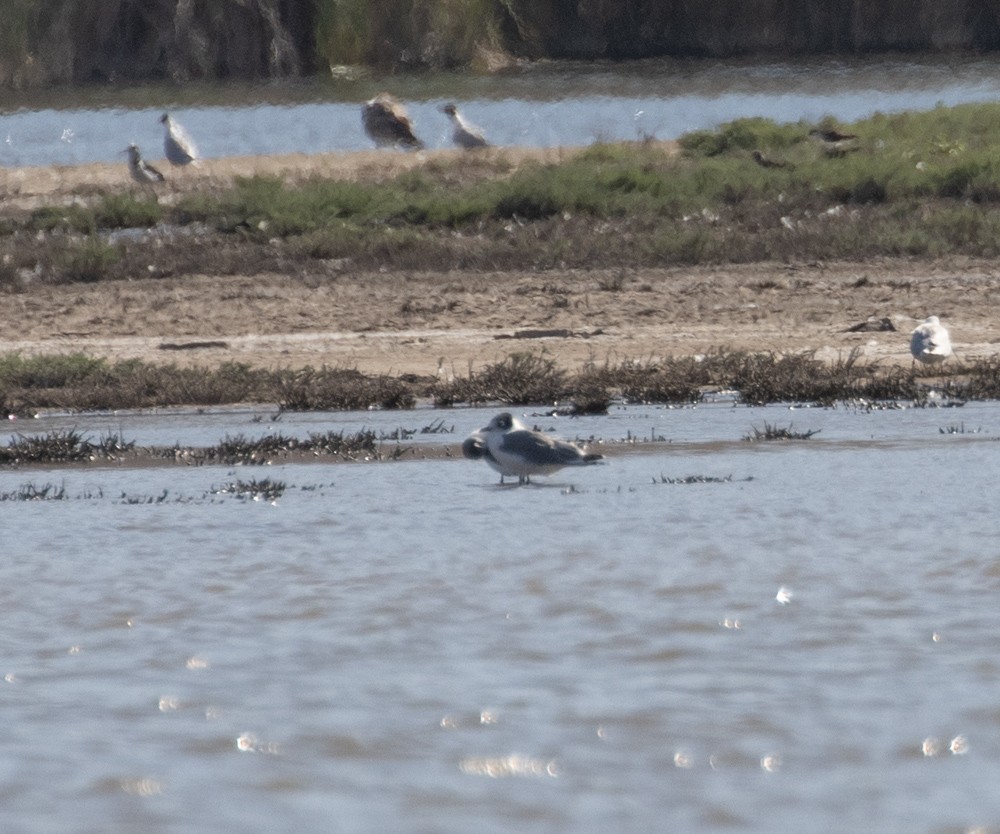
(2, 402, 1000, 832)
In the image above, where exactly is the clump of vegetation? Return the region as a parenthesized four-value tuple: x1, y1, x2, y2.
(744, 422, 821, 441)
(0, 354, 415, 413)
(607, 357, 708, 405)
(58, 240, 122, 283)
(960, 357, 1000, 400)
(652, 474, 740, 484)
(276, 367, 415, 410)
(0, 482, 69, 501)
(0, 425, 393, 468)
(0, 429, 133, 465)
(434, 352, 567, 406)
(725, 349, 919, 406)
(211, 477, 286, 501)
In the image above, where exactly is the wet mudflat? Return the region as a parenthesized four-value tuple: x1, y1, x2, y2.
(2, 402, 1000, 832)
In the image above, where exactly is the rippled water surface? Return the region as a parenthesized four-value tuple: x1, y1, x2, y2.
(4, 55, 1000, 167)
(3, 402, 1000, 833)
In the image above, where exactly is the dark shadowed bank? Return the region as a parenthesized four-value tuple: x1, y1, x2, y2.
(3, 0, 1000, 88)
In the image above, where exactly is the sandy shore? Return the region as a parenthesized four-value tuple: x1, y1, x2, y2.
(2, 148, 999, 376)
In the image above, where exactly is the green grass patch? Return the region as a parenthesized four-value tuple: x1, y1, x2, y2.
(14, 103, 1000, 278)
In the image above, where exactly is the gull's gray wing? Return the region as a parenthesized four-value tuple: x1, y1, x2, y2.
(498, 429, 586, 466)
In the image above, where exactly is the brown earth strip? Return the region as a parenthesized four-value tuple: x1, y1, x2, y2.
(2, 149, 1000, 375)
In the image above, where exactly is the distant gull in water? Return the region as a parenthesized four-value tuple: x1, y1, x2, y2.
(361, 93, 423, 149)
(910, 315, 953, 364)
(125, 144, 165, 185)
(442, 103, 489, 149)
(160, 113, 199, 166)
(468, 412, 604, 484)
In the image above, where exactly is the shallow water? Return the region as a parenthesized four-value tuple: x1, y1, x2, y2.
(3, 54, 1000, 167)
(2, 401, 1000, 832)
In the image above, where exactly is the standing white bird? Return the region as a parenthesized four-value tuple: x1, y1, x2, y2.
(160, 113, 199, 166)
(441, 103, 489, 149)
(910, 316, 953, 364)
(125, 144, 165, 185)
(361, 93, 423, 149)
(471, 412, 603, 484)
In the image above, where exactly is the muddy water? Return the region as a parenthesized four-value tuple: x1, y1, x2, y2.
(2, 401, 1000, 832)
(3, 54, 1000, 167)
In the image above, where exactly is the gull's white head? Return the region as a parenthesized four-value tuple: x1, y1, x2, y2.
(480, 412, 524, 435)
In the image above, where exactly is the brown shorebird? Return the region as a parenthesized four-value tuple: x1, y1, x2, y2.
(125, 144, 165, 185)
(809, 128, 858, 143)
(809, 127, 860, 157)
(751, 149, 789, 169)
(361, 93, 423, 149)
(160, 113, 199, 166)
(910, 316, 953, 365)
(442, 103, 489, 149)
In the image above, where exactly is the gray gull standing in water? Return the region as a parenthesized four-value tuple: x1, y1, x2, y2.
(469, 412, 603, 484)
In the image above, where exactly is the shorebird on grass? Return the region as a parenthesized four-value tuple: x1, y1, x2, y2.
(361, 93, 423, 149)
(160, 113, 199, 166)
(469, 412, 604, 485)
(808, 127, 859, 157)
(125, 144, 165, 185)
(910, 316, 953, 365)
(441, 103, 489, 149)
(751, 149, 789, 169)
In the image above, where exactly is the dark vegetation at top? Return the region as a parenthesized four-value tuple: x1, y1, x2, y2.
(3, 0, 1000, 88)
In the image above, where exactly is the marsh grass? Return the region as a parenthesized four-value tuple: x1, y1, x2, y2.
(212, 478, 287, 500)
(0, 354, 414, 413)
(0, 429, 133, 465)
(0, 348, 985, 414)
(433, 352, 567, 405)
(744, 423, 821, 441)
(0, 482, 70, 501)
(275, 367, 416, 410)
(0, 426, 386, 468)
(58, 239, 123, 283)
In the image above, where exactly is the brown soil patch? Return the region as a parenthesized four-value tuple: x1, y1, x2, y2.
(3, 147, 1000, 376)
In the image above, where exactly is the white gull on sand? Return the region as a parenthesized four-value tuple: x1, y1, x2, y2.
(910, 316, 952, 364)
(467, 412, 603, 484)
(160, 113, 199, 166)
